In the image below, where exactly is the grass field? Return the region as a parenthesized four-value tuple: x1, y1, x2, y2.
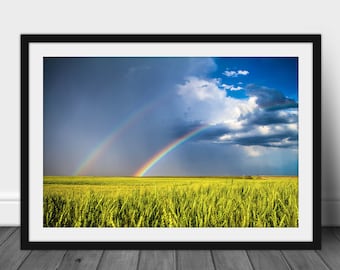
(43, 176, 298, 228)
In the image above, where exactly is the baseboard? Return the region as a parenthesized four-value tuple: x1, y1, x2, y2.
(0, 195, 339, 226)
(0, 200, 20, 226)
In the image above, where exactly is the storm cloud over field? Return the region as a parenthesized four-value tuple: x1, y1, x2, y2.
(44, 57, 298, 176)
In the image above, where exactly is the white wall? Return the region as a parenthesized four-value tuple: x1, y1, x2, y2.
(0, 0, 338, 226)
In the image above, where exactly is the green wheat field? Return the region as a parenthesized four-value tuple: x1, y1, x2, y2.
(43, 176, 298, 228)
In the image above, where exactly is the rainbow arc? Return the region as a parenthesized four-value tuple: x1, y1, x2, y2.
(134, 125, 209, 177)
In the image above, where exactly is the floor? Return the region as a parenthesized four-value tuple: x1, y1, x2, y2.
(0, 228, 339, 270)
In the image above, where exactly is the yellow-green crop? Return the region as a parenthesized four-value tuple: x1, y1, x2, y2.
(43, 176, 298, 227)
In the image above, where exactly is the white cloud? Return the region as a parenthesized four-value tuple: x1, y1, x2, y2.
(219, 134, 232, 140)
(223, 69, 250, 77)
(222, 84, 243, 91)
(177, 77, 224, 101)
(258, 125, 270, 135)
(223, 71, 237, 77)
(287, 123, 298, 131)
(223, 119, 245, 130)
(177, 77, 257, 124)
(230, 86, 243, 91)
(238, 70, 250, 76)
(221, 84, 232, 90)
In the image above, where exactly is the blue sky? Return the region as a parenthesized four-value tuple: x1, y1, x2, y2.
(44, 57, 298, 176)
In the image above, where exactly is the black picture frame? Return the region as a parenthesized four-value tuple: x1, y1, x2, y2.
(21, 34, 321, 250)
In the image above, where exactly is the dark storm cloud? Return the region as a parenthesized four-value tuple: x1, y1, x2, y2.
(199, 125, 234, 141)
(176, 118, 298, 149)
(174, 98, 298, 149)
(171, 121, 237, 142)
(239, 109, 298, 126)
(174, 108, 298, 149)
(246, 84, 298, 111)
(233, 131, 298, 148)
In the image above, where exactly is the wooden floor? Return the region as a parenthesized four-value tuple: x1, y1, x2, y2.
(0, 228, 339, 270)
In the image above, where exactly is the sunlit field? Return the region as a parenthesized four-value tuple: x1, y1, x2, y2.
(43, 176, 298, 228)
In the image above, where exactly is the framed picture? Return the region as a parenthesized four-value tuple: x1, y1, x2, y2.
(21, 34, 321, 249)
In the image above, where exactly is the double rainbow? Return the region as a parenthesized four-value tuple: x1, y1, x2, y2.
(73, 92, 210, 176)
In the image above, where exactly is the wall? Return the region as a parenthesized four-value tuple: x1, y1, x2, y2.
(0, 0, 339, 226)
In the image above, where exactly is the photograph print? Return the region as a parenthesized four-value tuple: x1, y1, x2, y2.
(43, 56, 299, 228)
(22, 35, 320, 248)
